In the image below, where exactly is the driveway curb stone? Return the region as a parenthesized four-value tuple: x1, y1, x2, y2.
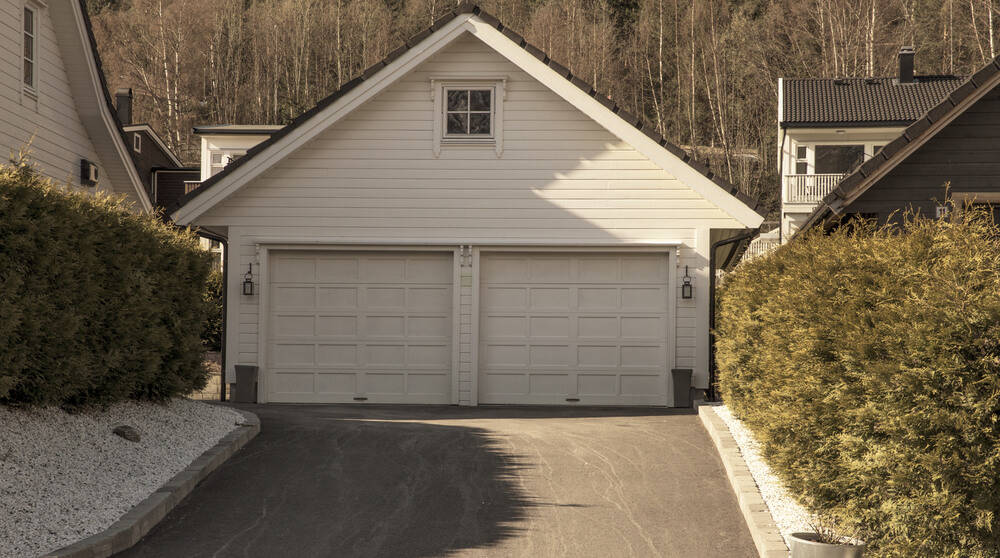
(697, 401, 789, 558)
(40, 408, 260, 558)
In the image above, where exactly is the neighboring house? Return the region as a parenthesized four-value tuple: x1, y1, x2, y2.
(0, 0, 150, 212)
(776, 48, 964, 240)
(799, 52, 1000, 232)
(192, 124, 283, 182)
(171, 5, 764, 407)
(113, 88, 199, 208)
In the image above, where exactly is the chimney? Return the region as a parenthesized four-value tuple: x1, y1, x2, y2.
(115, 87, 133, 125)
(898, 46, 915, 84)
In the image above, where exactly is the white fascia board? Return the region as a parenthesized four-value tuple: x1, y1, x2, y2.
(172, 15, 474, 225)
(466, 19, 763, 228)
(68, 2, 152, 213)
(123, 124, 184, 167)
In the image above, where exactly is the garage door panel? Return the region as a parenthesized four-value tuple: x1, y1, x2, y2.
(316, 316, 358, 337)
(366, 287, 406, 308)
(480, 252, 669, 406)
(317, 287, 358, 309)
(267, 251, 453, 404)
(315, 257, 359, 282)
(315, 372, 357, 394)
(273, 287, 316, 308)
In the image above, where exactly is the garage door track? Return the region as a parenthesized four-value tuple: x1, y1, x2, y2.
(116, 405, 755, 558)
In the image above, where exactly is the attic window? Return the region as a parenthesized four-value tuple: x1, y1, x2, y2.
(445, 89, 493, 137)
(432, 78, 506, 157)
(133, 133, 142, 153)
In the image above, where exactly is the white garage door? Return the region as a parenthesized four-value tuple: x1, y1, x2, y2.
(267, 251, 453, 403)
(479, 252, 670, 406)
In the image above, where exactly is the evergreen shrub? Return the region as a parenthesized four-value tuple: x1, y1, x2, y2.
(0, 162, 212, 406)
(716, 209, 1000, 557)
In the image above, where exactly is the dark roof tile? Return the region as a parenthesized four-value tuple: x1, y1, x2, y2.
(904, 116, 932, 140)
(360, 61, 385, 80)
(501, 27, 525, 46)
(523, 42, 546, 62)
(546, 60, 571, 79)
(782, 76, 964, 126)
(971, 58, 1000, 85)
(570, 76, 593, 94)
(878, 134, 909, 160)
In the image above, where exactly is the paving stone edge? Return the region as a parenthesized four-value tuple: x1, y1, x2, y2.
(41, 408, 261, 558)
(696, 401, 789, 558)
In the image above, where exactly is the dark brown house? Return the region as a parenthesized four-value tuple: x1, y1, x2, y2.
(799, 54, 1000, 233)
(114, 89, 199, 210)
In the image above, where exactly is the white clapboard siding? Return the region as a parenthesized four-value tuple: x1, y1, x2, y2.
(0, 0, 111, 195)
(203, 33, 746, 403)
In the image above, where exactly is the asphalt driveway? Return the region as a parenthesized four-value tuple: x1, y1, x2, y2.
(116, 405, 755, 558)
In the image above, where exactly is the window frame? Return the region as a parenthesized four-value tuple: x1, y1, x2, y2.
(208, 149, 246, 177)
(442, 87, 495, 140)
(133, 132, 142, 153)
(22, 4, 37, 96)
(431, 77, 506, 158)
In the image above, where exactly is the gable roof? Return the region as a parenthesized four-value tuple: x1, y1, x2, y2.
(797, 55, 1000, 234)
(123, 124, 184, 167)
(170, 3, 765, 227)
(782, 75, 965, 127)
(49, 1, 152, 212)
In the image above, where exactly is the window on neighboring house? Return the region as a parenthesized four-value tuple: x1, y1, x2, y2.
(133, 133, 142, 153)
(209, 150, 245, 176)
(970, 202, 1000, 224)
(23, 6, 36, 92)
(794, 145, 808, 174)
(873, 145, 884, 154)
(815, 145, 864, 174)
(445, 88, 493, 137)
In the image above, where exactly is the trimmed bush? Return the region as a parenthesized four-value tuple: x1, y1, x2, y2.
(716, 210, 1000, 557)
(202, 269, 223, 352)
(0, 162, 213, 406)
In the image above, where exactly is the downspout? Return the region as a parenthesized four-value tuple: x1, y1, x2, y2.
(196, 229, 229, 402)
(708, 228, 759, 401)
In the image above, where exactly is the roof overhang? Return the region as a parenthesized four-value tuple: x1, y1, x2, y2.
(50, 1, 152, 213)
(171, 6, 764, 229)
(795, 58, 1000, 236)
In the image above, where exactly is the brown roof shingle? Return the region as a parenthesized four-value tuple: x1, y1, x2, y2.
(782, 76, 965, 127)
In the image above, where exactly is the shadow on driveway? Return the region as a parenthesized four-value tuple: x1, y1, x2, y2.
(116, 404, 755, 558)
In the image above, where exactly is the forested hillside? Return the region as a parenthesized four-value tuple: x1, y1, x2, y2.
(87, 0, 999, 213)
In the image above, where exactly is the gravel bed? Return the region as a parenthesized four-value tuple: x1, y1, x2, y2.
(713, 405, 814, 545)
(0, 399, 243, 558)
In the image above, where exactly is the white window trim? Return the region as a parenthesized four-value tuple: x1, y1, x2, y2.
(133, 132, 142, 153)
(431, 76, 506, 158)
(22, 2, 40, 99)
(209, 149, 246, 177)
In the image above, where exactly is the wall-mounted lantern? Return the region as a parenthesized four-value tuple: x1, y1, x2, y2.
(242, 263, 255, 296)
(681, 265, 693, 299)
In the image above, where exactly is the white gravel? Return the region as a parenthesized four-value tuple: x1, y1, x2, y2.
(713, 405, 814, 545)
(0, 399, 243, 558)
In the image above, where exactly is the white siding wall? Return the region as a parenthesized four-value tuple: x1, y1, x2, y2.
(200, 34, 746, 399)
(0, 0, 110, 194)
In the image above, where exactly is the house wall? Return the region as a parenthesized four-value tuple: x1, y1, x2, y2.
(127, 129, 179, 197)
(0, 0, 112, 194)
(193, 33, 747, 401)
(849, 87, 1000, 222)
(152, 168, 199, 209)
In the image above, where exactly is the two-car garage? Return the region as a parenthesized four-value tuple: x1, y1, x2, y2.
(265, 249, 672, 406)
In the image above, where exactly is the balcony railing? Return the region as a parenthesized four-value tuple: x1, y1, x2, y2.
(742, 237, 780, 261)
(784, 174, 844, 204)
(184, 181, 202, 194)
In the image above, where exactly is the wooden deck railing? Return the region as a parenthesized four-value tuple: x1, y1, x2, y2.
(784, 174, 844, 204)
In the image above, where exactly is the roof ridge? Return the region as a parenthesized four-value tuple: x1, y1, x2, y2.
(170, 3, 764, 217)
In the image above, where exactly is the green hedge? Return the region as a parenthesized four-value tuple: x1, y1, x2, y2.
(0, 162, 213, 406)
(716, 210, 1000, 557)
(202, 269, 223, 352)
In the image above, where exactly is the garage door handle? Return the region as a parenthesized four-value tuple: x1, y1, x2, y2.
(353, 397, 368, 401)
(565, 397, 580, 402)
